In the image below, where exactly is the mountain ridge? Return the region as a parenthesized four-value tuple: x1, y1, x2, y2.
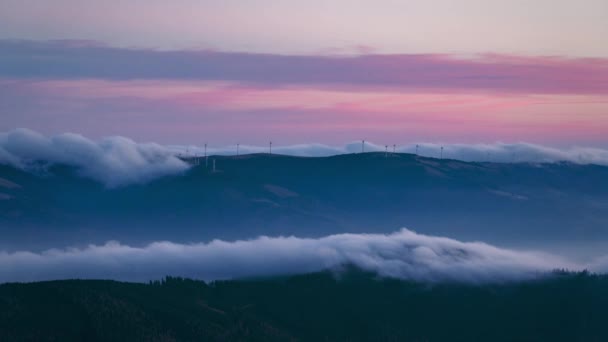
(1, 153, 608, 251)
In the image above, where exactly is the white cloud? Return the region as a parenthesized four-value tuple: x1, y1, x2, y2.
(0, 129, 188, 187)
(0, 229, 592, 284)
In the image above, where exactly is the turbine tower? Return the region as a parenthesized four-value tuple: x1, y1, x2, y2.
(237, 143, 240, 156)
(269, 141, 272, 154)
(204, 143, 208, 167)
(440, 146, 444, 159)
(362, 140, 365, 153)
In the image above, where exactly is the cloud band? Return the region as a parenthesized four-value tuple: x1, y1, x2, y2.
(0, 229, 588, 284)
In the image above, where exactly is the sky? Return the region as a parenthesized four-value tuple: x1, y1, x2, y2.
(1, 0, 607, 146)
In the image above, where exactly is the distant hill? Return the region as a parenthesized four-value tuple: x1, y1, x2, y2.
(1, 269, 607, 341)
(2, 153, 608, 250)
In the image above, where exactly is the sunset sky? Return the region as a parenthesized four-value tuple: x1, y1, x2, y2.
(1, 0, 607, 146)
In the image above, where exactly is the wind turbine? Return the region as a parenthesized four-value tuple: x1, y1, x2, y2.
(204, 143, 208, 167)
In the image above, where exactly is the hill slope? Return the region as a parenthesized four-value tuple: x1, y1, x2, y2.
(2, 153, 608, 250)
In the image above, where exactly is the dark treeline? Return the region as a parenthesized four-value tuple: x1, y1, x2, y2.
(1, 269, 607, 341)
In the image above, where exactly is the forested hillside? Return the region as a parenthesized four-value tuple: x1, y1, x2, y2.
(1, 269, 607, 341)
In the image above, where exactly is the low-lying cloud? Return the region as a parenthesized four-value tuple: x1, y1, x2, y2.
(0, 128, 188, 187)
(0, 229, 594, 284)
(2, 129, 608, 186)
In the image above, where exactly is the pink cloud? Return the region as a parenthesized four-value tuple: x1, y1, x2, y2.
(3, 40, 608, 95)
(1, 78, 607, 144)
